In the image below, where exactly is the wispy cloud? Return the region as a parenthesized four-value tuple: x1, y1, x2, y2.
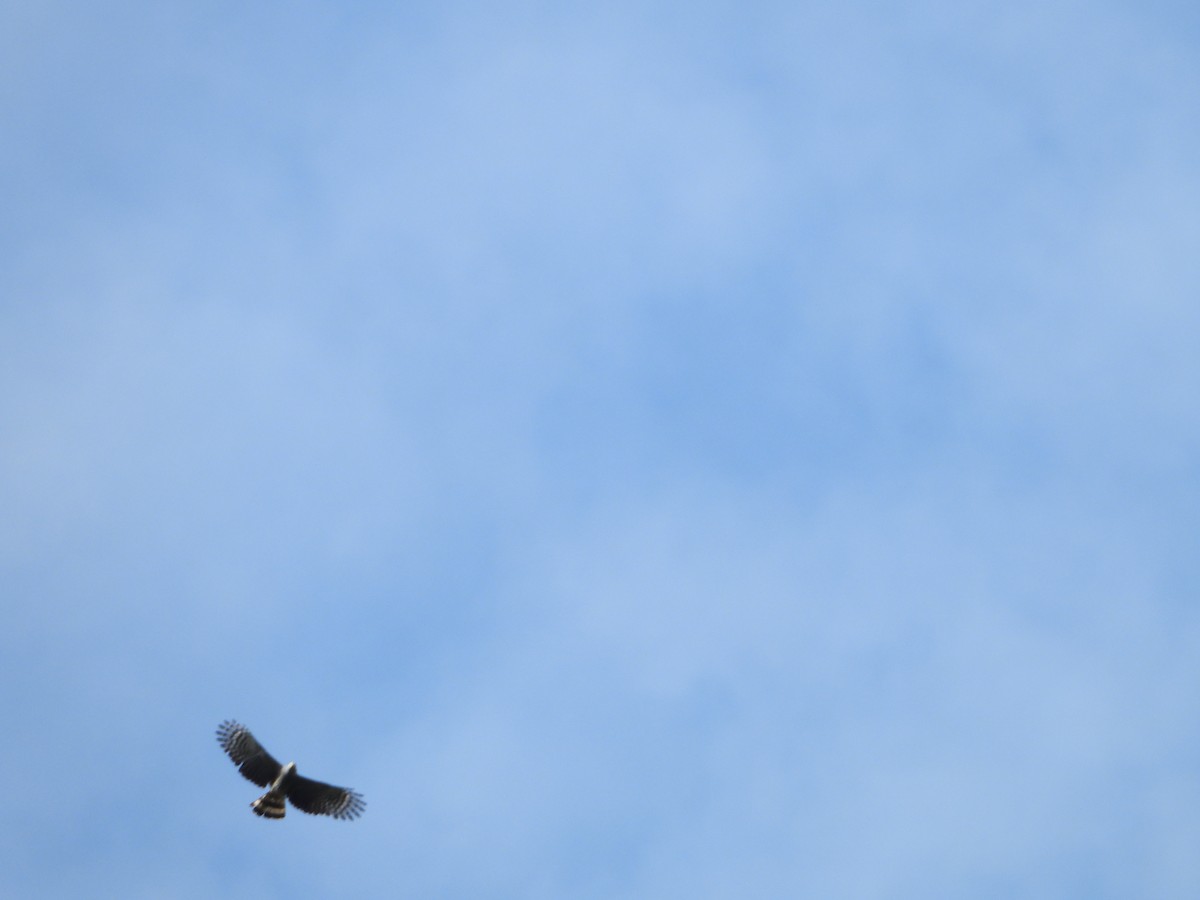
(2, 1, 1198, 897)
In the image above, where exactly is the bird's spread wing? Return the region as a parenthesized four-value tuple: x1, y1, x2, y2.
(216, 720, 283, 788)
(286, 773, 366, 820)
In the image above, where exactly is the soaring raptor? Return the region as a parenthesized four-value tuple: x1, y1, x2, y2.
(216, 720, 365, 821)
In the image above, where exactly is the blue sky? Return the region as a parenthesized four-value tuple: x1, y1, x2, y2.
(2, 1, 1199, 897)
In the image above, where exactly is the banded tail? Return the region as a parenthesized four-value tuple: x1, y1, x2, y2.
(252, 788, 287, 819)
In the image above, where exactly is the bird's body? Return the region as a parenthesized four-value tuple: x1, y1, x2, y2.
(251, 761, 295, 819)
(216, 721, 365, 821)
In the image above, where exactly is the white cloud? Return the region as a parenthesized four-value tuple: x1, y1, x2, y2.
(2, 1, 1198, 897)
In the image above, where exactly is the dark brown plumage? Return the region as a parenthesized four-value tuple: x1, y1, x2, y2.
(216, 720, 365, 821)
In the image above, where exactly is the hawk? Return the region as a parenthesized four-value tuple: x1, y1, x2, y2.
(216, 720, 365, 821)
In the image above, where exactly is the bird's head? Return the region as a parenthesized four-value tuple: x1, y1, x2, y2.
(283, 762, 297, 777)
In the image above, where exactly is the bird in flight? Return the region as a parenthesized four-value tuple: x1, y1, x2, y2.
(216, 720, 365, 821)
